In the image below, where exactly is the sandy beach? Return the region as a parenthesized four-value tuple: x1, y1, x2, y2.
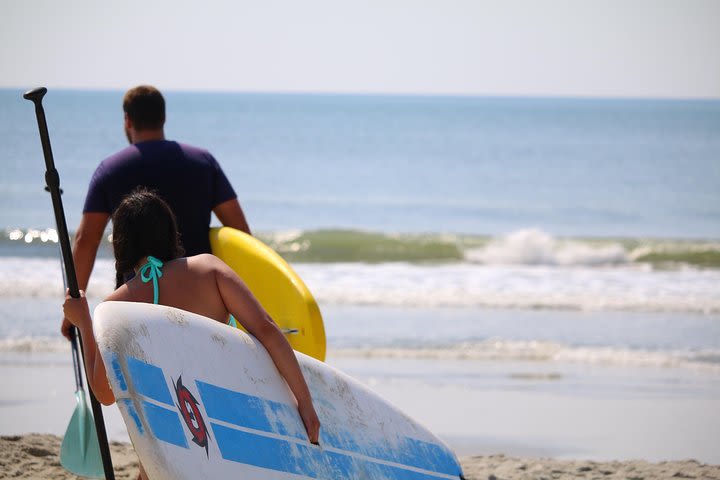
(2, 339, 720, 479)
(2, 433, 719, 480)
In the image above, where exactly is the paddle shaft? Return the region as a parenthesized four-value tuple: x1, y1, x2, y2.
(58, 254, 85, 389)
(23, 87, 116, 480)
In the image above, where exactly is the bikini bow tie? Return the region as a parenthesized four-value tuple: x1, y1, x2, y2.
(139, 255, 164, 304)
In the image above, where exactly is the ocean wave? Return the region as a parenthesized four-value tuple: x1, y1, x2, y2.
(0, 336, 70, 353)
(465, 229, 629, 266)
(295, 263, 720, 314)
(629, 242, 720, 269)
(0, 257, 116, 299)
(1, 256, 719, 314)
(328, 340, 720, 372)
(259, 229, 464, 263)
(464, 229, 720, 269)
(4, 227, 720, 268)
(261, 228, 720, 268)
(2, 335, 717, 372)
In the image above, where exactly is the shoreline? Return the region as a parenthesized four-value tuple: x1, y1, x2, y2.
(2, 348, 720, 465)
(2, 434, 719, 480)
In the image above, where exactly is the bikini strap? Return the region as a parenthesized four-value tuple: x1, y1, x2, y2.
(139, 255, 163, 305)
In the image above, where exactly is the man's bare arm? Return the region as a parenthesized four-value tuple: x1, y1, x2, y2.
(73, 212, 110, 290)
(61, 212, 110, 340)
(213, 198, 251, 235)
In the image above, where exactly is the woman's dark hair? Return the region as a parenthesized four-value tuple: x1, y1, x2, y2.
(112, 188, 184, 288)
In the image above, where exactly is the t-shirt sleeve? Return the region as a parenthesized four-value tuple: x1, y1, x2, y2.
(209, 154, 237, 207)
(82, 163, 112, 213)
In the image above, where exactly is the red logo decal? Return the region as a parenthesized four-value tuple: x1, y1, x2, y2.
(173, 376, 210, 456)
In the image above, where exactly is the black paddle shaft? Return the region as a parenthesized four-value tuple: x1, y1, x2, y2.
(23, 87, 117, 480)
(23, 88, 80, 298)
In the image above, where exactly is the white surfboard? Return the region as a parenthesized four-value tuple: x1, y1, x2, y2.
(93, 301, 465, 479)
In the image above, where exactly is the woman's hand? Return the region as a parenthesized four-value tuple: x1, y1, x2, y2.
(62, 289, 91, 330)
(298, 400, 320, 445)
(62, 290, 115, 405)
(60, 316, 74, 341)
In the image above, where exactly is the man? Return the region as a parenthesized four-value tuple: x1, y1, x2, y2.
(61, 85, 250, 340)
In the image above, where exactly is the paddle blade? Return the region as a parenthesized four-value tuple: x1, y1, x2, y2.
(60, 388, 104, 478)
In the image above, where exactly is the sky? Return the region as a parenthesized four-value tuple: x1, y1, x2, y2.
(1, 0, 719, 98)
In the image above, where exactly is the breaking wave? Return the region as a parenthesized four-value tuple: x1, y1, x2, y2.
(1, 228, 719, 314)
(3, 227, 720, 268)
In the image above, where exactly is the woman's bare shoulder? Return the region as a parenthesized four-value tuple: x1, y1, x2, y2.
(185, 253, 226, 271)
(104, 283, 132, 302)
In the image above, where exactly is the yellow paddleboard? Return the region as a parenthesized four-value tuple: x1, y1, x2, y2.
(209, 227, 326, 361)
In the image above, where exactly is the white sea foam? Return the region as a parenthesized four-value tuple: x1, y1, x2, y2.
(0, 336, 69, 353)
(0, 257, 116, 299)
(295, 262, 720, 314)
(2, 334, 717, 373)
(1, 256, 719, 314)
(329, 340, 720, 372)
(466, 229, 629, 266)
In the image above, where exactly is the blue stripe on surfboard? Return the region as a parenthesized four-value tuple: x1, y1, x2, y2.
(212, 423, 456, 479)
(212, 423, 326, 477)
(323, 450, 457, 480)
(197, 380, 460, 476)
(117, 399, 144, 434)
(110, 353, 127, 392)
(126, 356, 174, 406)
(320, 427, 459, 475)
(196, 381, 307, 440)
(142, 400, 189, 449)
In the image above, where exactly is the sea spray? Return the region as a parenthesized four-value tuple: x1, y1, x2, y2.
(465, 229, 629, 266)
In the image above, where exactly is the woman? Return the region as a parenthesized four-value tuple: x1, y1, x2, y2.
(63, 188, 320, 478)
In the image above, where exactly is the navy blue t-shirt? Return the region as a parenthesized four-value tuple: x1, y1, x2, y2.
(83, 140, 236, 256)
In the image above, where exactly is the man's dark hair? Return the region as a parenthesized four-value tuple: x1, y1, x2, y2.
(112, 187, 184, 288)
(123, 85, 166, 131)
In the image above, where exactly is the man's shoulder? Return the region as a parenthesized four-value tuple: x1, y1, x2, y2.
(99, 141, 214, 168)
(175, 142, 214, 160)
(98, 145, 141, 170)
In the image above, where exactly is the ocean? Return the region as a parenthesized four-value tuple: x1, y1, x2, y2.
(1, 89, 719, 461)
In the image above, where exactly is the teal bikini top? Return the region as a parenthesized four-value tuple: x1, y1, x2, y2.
(138, 255, 238, 327)
(139, 256, 164, 305)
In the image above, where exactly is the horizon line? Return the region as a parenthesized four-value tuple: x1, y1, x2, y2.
(2, 86, 720, 103)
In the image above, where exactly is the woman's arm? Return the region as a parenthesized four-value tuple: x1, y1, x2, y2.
(62, 290, 115, 405)
(211, 257, 320, 444)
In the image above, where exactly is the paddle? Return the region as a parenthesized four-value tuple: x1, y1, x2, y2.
(23, 87, 116, 480)
(56, 255, 104, 478)
(60, 327, 104, 477)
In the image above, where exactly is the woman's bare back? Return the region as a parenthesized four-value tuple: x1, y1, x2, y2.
(106, 254, 230, 324)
